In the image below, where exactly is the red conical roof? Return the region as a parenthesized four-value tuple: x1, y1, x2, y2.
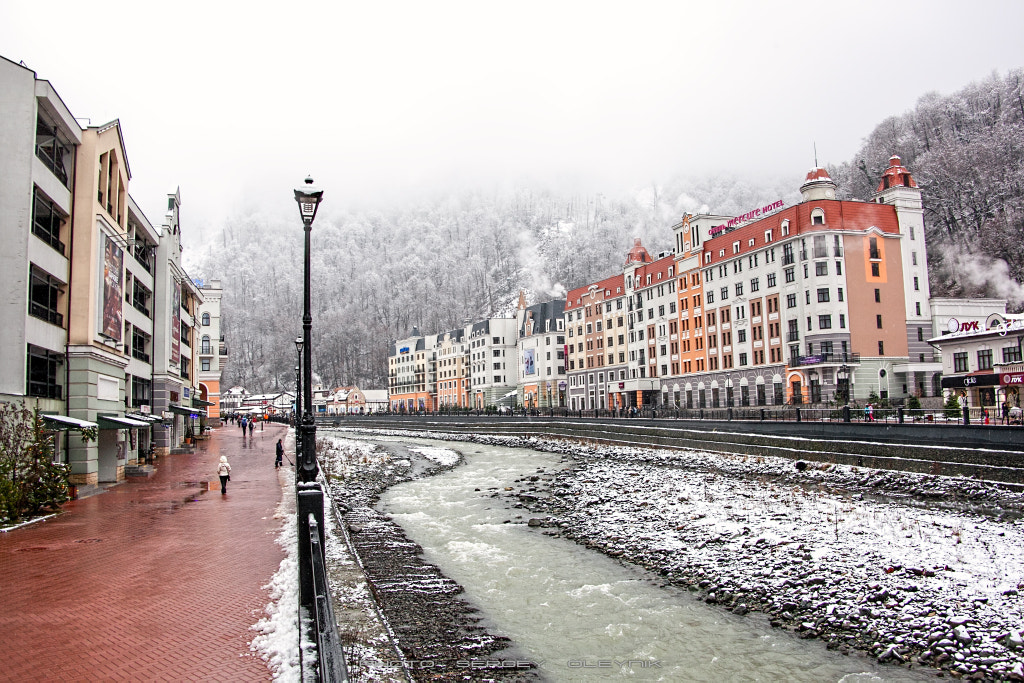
(625, 238, 652, 265)
(876, 155, 918, 191)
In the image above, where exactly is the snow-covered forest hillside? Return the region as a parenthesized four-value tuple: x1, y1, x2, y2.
(191, 69, 1024, 394)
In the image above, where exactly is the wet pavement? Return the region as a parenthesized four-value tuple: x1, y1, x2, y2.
(0, 421, 290, 682)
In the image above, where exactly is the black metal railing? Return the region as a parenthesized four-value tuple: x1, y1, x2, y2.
(790, 352, 861, 367)
(298, 483, 348, 681)
(29, 302, 63, 327)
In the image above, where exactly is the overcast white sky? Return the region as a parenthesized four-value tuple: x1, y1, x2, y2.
(3, 0, 1023, 246)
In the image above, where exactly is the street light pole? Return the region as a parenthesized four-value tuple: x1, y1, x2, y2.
(295, 178, 324, 483)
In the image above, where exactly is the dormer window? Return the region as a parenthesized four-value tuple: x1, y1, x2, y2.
(811, 209, 825, 225)
(733, 241, 740, 254)
(781, 220, 790, 236)
(765, 230, 773, 243)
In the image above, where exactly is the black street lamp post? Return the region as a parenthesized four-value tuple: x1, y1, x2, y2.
(295, 178, 323, 483)
(294, 336, 303, 449)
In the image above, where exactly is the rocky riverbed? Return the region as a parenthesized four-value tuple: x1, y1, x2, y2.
(491, 435, 1024, 681)
(319, 435, 542, 682)
(322, 428, 1024, 681)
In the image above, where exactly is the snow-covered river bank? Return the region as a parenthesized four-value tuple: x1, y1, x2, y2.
(320, 429, 1024, 681)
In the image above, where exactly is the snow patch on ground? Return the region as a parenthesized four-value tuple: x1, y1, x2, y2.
(249, 468, 301, 681)
(408, 446, 460, 467)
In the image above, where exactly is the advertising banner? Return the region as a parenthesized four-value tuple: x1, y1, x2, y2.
(101, 235, 123, 341)
(171, 282, 181, 366)
(524, 348, 536, 376)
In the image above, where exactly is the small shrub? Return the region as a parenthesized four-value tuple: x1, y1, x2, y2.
(0, 402, 70, 523)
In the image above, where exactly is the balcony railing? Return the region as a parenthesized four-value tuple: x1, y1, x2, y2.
(813, 247, 828, 258)
(28, 383, 62, 400)
(782, 253, 795, 265)
(786, 331, 800, 342)
(29, 303, 64, 327)
(790, 352, 861, 367)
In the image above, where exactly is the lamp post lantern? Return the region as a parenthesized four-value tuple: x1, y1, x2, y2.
(838, 364, 850, 404)
(295, 178, 323, 483)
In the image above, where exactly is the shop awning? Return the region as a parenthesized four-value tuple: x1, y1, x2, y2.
(169, 404, 206, 417)
(41, 414, 99, 430)
(98, 415, 151, 429)
(192, 398, 216, 407)
(126, 412, 162, 423)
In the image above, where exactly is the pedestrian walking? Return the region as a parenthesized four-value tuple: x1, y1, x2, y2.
(217, 455, 231, 494)
(275, 439, 284, 468)
(1003, 400, 1010, 425)
(247, 420, 254, 436)
(240, 417, 246, 432)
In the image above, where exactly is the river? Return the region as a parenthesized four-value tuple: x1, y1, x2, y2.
(373, 436, 928, 682)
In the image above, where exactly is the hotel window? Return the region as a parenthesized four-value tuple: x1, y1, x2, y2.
(913, 276, 919, 291)
(977, 349, 993, 371)
(767, 273, 777, 288)
(811, 210, 825, 225)
(815, 262, 828, 276)
(953, 352, 969, 373)
(785, 267, 795, 283)
(835, 261, 842, 275)
(1003, 346, 1023, 363)
(735, 282, 744, 296)
(786, 293, 797, 308)
(29, 266, 64, 326)
(32, 190, 67, 254)
(817, 288, 830, 302)
(765, 230, 773, 243)
(876, 314, 883, 328)
(912, 251, 918, 266)
(706, 291, 715, 304)
(871, 263, 880, 277)
(837, 287, 844, 301)
(839, 314, 846, 328)
(818, 315, 832, 329)
(27, 344, 62, 399)
(916, 302, 921, 315)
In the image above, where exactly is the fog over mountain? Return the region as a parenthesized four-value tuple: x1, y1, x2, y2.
(191, 69, 1024, 394)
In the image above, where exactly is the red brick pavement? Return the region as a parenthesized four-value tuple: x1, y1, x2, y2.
(0, 422, 292, 682)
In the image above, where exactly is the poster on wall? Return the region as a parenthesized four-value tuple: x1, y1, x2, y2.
(171, 282, 181, 366)
(523, 348, 535, 376)
(101, 235, 123, 341)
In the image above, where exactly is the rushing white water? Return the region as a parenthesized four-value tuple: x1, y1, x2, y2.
(379, 437, 929, 682)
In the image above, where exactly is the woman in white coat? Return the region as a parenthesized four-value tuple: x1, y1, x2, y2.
(218, 455, 232, 494)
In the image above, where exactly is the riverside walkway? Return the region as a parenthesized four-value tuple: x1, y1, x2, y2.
(0, 421, 290, 682)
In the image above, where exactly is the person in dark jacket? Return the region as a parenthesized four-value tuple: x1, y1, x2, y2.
(275, 439, 284, 468)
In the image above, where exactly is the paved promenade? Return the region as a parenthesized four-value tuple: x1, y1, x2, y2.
(0, 421, 290, 682)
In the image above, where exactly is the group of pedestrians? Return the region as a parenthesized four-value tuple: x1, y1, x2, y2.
(217, 428, 288, 495)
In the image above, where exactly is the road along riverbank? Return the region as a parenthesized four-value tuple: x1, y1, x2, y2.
(331, 427, 1024, 681)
